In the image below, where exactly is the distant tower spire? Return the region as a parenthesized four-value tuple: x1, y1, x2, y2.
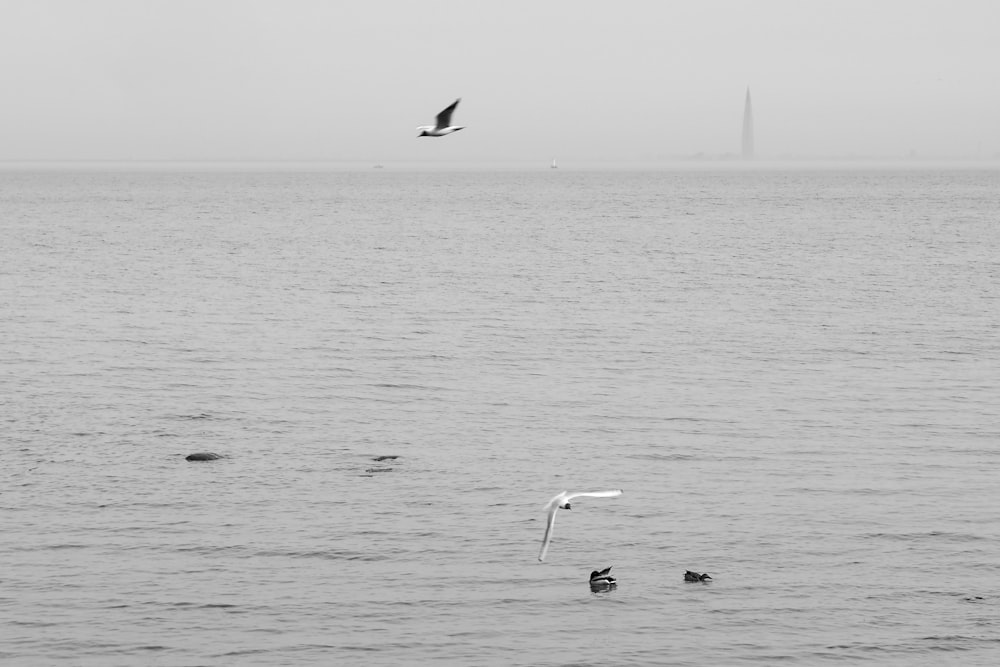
(742, 87, 755, 160)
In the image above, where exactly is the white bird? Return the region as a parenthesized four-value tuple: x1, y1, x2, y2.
(537, 489, 623, 562)
(417, 98, 464, 137)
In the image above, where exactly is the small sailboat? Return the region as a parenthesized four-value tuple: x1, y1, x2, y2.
(550, 158, 558, 169)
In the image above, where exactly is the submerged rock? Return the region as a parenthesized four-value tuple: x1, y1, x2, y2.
(185, 452, 223, 462)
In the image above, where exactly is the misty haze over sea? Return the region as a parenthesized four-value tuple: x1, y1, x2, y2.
(3, 1, 999, 163)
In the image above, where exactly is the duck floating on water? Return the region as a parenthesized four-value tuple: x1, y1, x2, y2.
(684, 570, 712, 582)
(589, 566, 617, 588)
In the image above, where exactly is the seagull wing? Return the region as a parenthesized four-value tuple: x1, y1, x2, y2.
(435, 98, 460, 129)
(538, 503, 560, 562)
(564, 489, 623, 503)
(544, 491, 568, 512)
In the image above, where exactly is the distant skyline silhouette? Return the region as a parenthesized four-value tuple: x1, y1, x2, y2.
(742, 88, 755, 160)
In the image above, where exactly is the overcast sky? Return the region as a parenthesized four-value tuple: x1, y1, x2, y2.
(2, 0, 998, 161)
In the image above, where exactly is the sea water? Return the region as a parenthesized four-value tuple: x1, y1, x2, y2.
(2, 164, 999, 665)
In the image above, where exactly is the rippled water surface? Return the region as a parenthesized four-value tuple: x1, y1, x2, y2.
(2, 165, 999, 665)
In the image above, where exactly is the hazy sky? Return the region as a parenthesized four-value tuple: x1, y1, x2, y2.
(2, 0, 998, 161)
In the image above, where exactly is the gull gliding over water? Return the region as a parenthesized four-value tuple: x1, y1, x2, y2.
(417, 98, 464, 137)
(537, 489, 623, 562)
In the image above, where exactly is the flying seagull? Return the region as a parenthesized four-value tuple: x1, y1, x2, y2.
(417, 98, 464, 137)
(537, 489, 623, 562)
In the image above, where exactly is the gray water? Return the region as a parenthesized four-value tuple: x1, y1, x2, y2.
(2, 165, 999, 665)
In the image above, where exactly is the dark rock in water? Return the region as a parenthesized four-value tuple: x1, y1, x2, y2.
(185, 452, 223, 461)
(365, 467, 393, 473)
(372, 455, 399, 462)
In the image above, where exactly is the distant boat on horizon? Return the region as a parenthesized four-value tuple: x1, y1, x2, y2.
(550, 158, 558, 169)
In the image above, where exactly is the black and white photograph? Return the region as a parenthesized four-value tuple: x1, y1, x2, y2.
(3, 1, 999, 664)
